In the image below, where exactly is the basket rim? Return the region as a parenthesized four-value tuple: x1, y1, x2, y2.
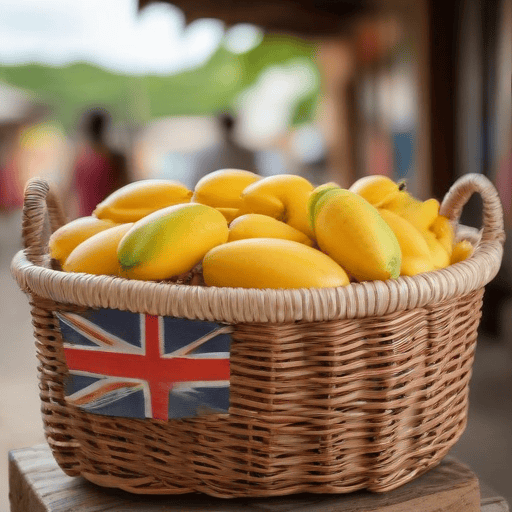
(10, 225, 503, 323)
(12, 173, 505, 323)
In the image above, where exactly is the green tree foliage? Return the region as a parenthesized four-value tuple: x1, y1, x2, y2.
(0, 34, 319, 132)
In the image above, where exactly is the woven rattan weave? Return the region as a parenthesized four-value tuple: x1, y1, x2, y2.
(11, 173, 504, 497)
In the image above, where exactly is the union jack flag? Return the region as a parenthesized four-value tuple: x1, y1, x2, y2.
(56, 309, 231, 421)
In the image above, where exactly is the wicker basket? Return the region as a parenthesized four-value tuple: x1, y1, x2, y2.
(11, 173, 505, 498)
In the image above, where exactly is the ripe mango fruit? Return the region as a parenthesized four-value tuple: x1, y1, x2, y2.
(311, 188, 402, 282)
(216, 207, 240, 223)
(430, 215, 454, 256)
(349, 175, 406, 208)
(307, 182, 341, 231)
(239, 174, 315, 239)
(63, 223, 134, 276)
(118, 203, 228, 281)
(421, 230, 451, 269)
(378, 209, 435, 276)
(381, 190, 419, 216)
(93, 179, 192, 223)
(202, 238, 349, 289)
(398, 198, 440, 231)
(350, 175, 439, 234)
(192, 169, 260, 210)
(451, 240, 473, 264)
(228, 214, 314, 246)
(49, 216, 117, 266)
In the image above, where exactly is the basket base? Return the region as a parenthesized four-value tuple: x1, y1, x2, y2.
(9, 444, 484, 510)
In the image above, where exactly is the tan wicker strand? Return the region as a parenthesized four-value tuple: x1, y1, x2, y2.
(29, 296, 83, 476)
(440, 172, 506, 245)
(10, 174, 505, 497)
(21, 178, 67, 268)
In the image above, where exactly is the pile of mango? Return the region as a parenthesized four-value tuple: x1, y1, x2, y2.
(49, 170, 474, 289)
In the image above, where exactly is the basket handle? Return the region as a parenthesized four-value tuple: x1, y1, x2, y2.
(439, 173, 506, 246)
(22, 177, 68, 266)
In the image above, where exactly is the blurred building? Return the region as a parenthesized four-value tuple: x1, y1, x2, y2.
(137, 0, 511, 340)
(0, 82, 71, 199)
(0, 82, 35, 125)
(133, 114, 256, 187)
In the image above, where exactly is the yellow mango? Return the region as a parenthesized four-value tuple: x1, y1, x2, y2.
(381, 189, 419, 214)
(399, 198, 440, 231)
(93, 179, 192, 223)
(216, 207, 240, 223)
(118, 203, 228, 281)
(378, 209, 435, 276)
(63, 223, 134, 276)
(349, 174, 406, 208)
(192, 169, 260, 209)
(451, 240, 474, 264)
(430, 215, 455, 256)
(49, 216, 117, 266)
(203, 238, 349, 289)
(239, 174, 315, 239)
(228, 214, 314, 246)
(422, 230, 451, 269)
(312, 188, 401, 282)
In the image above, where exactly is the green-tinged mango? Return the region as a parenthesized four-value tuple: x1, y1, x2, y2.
(118, 203, 228, 281)
(307, 182, 341, 231)
(311, 188, 402, 282)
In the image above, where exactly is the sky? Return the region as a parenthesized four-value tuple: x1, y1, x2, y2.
(0, 0, 233, 74)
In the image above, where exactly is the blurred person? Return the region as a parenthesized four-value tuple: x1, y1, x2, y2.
(0, 85, 41, 216)
(67, 108, 129, 218)
(0, 122, 29, 257)
(215, 112, 257, 171)
(0, 124, 24, 214)
(192, 111, 257, 184)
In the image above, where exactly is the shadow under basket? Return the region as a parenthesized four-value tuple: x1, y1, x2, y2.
(11, 174, 505, 498)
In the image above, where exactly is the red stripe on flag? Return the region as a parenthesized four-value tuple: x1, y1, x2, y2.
(145, 314, 168, 421)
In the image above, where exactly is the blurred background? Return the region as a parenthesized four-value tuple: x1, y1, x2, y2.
(0, 0, 511, 509)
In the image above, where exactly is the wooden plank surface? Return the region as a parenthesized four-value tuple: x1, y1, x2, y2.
(8, 443, 503, 512)
(480, 482, 511, 512)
